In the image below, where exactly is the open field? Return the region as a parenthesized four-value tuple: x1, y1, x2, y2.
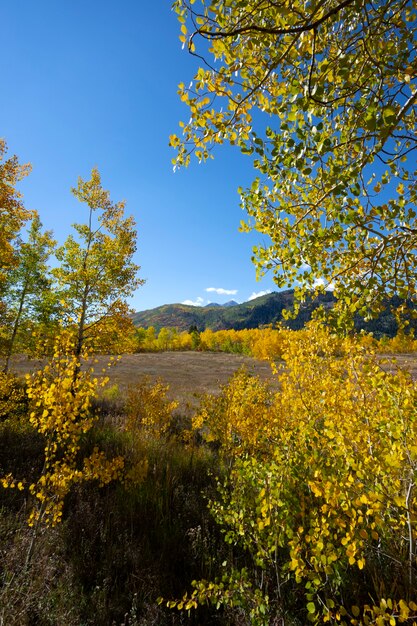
(8, 350, 417, 414)
(8, 351, 278, 413)
(381, 353, 417, 378)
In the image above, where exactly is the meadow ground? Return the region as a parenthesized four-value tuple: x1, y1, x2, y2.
(8, 351, 278, 414)
(382, 353, 417, 378)
(8, 350, 417, 415)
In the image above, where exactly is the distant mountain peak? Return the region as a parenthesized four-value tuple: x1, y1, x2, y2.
(205, 300, 238, 308)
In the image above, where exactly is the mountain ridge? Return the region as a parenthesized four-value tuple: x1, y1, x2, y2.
(132, 290, 330, 333)
(132, 290, 415, 337)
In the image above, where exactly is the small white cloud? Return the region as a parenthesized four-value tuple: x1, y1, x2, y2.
(313, 277, 335, 291)
(248, 289, 272, 301)
(206, 287, 238, 296)
(182, 297, 205, 306)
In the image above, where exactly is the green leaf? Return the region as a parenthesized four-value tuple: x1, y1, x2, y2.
(307, 602, 316, 614)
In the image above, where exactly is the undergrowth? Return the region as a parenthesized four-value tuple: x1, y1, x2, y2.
(2, 324, 417, 624)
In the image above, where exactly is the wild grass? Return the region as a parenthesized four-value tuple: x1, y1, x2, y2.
(0, 369, 246, 625)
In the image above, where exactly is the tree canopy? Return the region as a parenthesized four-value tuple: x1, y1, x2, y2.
(0, 140, 32, 296)
(171, 0, 417, 319)
(54, 168, 144, 357)
(2, 215, 56, 371)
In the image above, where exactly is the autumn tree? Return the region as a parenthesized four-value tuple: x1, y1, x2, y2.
(0, 140, 32, 304)
(171, 0, 417, 318)
(2, 215, 56, 372)
(54, 168, 144, 358)
(167, 324, 417, 623)
(1, 333, 125, 549)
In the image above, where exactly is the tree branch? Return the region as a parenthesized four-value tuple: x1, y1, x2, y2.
(197, 0, 357, 40)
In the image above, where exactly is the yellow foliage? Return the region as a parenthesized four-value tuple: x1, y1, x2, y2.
(376, 329, 417, 354)
(124, 376, 178, 440)
(90, 313, 139, 354)
(190, 321, 417, 622)
(82, 447, 124, 486)
(1, 332, 124, 527)
(123, 458, 149, 487)
(249, 327, 287, 361)
(0, 139, 32, 290)
(0, 372, 26, 421)
(193, 367, 273, 457)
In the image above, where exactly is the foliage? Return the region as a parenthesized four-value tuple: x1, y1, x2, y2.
(1, 215, 56, 371)
(2, 321, 417, 623)
(199, 326, 290, 359)
(379, 329, 417, 354)
(54, 167, 143, 357)
(0, 371, 27, 422)
(0, 139, 32, 296)
(193, 368, 273, 458)
(172, 0, 417, 319)
(134, 322, 417, 362)
(0, 374, 222, 625)
(1, 332, 124, 527)
(167, 322, 417, 623)
(90, 313, 139, 354)
(124, 376, 179, 441)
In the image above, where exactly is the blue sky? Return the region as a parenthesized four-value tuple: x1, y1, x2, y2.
(1, 1, 277, 312)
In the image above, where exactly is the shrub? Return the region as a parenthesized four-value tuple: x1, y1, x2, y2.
(167, 322, 417, 625)
(124, 376, 178, 441)
(0, 372, 27, 421)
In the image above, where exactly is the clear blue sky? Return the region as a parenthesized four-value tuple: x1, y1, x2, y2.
(1, 1, 278, 312)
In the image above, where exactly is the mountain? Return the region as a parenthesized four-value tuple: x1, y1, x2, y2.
(132, 290, 335, 333)
(205, 300, 238, 308)
(132, 290, 416, 337)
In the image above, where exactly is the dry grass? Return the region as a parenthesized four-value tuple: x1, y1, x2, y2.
(8, 351, 277, 414)
(378, 353, 417, 379)
(8, 350, 417, 415)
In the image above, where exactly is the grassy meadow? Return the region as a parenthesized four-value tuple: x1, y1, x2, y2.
(8, 351, 278, 413)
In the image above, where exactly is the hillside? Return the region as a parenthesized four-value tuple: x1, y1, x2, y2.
(132, 290, 417, 337)
(132, 290, 336, 332)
